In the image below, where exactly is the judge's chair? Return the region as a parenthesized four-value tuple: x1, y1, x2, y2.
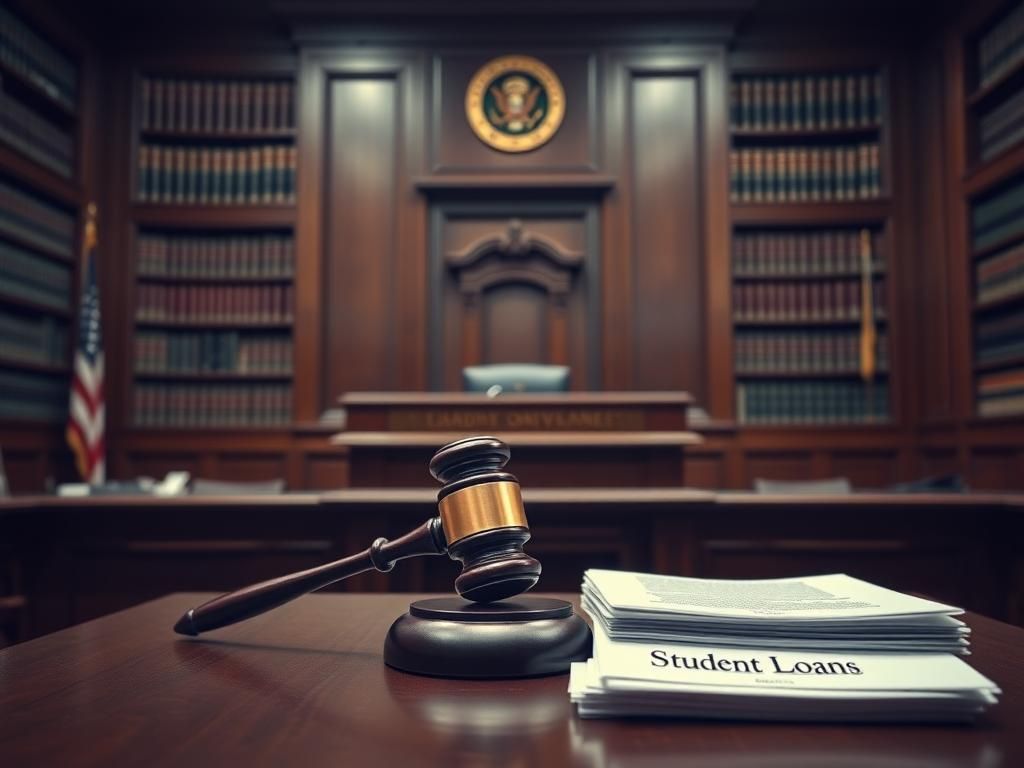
(462, 364, 570, 394)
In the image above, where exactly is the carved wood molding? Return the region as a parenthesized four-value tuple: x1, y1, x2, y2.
(446, 218, 583, 298)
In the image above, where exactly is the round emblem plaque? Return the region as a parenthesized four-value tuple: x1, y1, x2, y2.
(465, 55, 566, 153)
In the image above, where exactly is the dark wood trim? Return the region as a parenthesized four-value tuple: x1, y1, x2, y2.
(139, 129, 297, 142)
(413, 173, 616, 191)
(0, 144, 82, 207)
(733, 316, 887, 327)
(975, 353, 1024, 373)
(136, 273, 294, 285)
(731, 200, 891, 225)
(0, 357, 69, 375)
(0, 223, 75, 263)
(134, 319, 293, 330)
(735, 369, 888, 379)
(0, 58, 77, 118)
(731, 124, 882, 140)
(964, 141, 1024, 199)
(733, 269, 886, 281)
(966, 50, 1024, 108)
(974, 291, 1024, 315)
(0, 292, 71, 318)
(134, 371, 293, 382)
(131, 204, 297, 228)
(339, 391, 694, 405)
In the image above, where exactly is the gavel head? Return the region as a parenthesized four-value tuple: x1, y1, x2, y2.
(430, 436, 542, 603)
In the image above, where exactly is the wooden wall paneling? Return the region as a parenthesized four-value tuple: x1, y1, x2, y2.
(827, 450, 901, 489)
(907, 41, 957, 425)
(941, 17, 976, 426)
(298, 51, 425, 412)
(605, 47, 729, 412)
(327, 73, 398, 394)
(683, 450, 729, 490)
(631, 59, 702, 396)
(885, 55, 915, 428)
(600, 50, 632, 390)
(969, 447, 1022, 491)
(102, 59, 137, 478)
(743, 449, 818, 484)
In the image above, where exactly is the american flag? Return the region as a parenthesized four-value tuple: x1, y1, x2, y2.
(66, 204, 105, 484)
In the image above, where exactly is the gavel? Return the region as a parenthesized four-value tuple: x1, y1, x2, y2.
(173, 436, 542, 636)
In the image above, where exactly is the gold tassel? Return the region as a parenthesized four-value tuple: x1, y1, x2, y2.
(859, 228, 876, 382)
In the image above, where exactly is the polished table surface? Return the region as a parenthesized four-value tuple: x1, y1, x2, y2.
(1, 593, 1023, 767)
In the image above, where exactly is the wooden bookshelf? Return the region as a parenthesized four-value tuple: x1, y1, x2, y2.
(128, 70, 297, 429)
(729, 64, 892, 427)
(0, 1, 82, 432)
(959, 1, 1024, 421)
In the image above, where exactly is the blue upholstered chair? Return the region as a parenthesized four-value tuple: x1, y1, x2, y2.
(462, 364, 570, 393)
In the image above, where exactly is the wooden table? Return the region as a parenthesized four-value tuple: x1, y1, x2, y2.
(1, 593, 1023, 767)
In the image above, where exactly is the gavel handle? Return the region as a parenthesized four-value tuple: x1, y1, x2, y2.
(173, 517, 447, 636)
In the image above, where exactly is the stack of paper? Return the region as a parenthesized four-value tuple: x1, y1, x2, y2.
(582, 570, 971, 653)
(572, 570, 1001, 722)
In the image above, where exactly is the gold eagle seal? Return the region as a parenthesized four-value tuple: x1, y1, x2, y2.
(465, 55, 565, 153)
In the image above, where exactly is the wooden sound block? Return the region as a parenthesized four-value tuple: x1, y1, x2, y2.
(383, 596, 592, 679)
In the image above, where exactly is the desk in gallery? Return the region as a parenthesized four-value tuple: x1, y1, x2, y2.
(1, 491, 1022, 641)
(330, 391, 701, 487)
(0, 592, 1022, 767)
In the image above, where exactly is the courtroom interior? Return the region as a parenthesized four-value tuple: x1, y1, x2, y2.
(1, 0, 1024, 651)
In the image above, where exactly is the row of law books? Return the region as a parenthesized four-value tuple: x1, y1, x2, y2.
(134, 331, 292, 375)
(733, 229, 883, 276)
(0, 78, 74, 177)
(737, 380, 889, 424)
(971, 174, 1024, 252)
(140, 78, 295, 135)
(133, 382, 292, 427)
(0, 4, 77, 111)
(573, 570, 998, 722)
(0, 367, 68, 422)
(735, 329, 888, 375)
(978, 0, 1024, 89)
(136, 144, 296, 205)
(976, 307, 1024, 363)
(0, 177, 75, 257)
(977, 239, 1024, 305)
(978, 84, 1024, 162)
(137, 232, 294, 279)
(0, 308, 66, 367)
(729, 144, 881, 203)
(731, 73, 882, 132)
(977, 365, 1024, 417)
(733, 280, 886, 323)
(136, 284, 294, 325)
(0, 237, 71, 311)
